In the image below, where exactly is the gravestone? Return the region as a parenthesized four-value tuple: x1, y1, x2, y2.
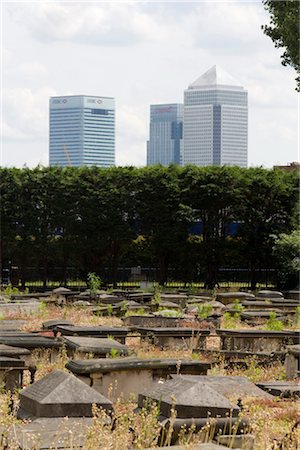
(52, 287, 71, 294)
(138, 378, 239, 418)
(0, 320, 27, 331)
(256, 290, 283, 299)
(66, 357, 211, 401)
(42, 319, 74, 330)
(0, 344, 30, 358)
(171, 375, 272, 400)
(256, 381, 300, 398)
(18, 369, 113, 418)
(137, 327, 210, 350)
(56, 325, 128, 344)
(216, 292, 255, 305)
(144, 445, 232, 450)
(0, 356, 26, 390)
(62, 336, 130, 357)
(285, 344, 300, 379)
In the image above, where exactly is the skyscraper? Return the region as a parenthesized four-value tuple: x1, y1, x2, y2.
(147, 104, 183, 166)
(49, 95, 115, 167)
(183, 65, 248, 167)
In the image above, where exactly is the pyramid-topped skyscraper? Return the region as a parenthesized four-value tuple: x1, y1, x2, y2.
(183, 65, 248, 167)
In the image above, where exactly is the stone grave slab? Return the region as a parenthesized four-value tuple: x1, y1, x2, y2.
(256, 381, 300, 398)
(66, 357, 211, 401)
(6, 417, 93, 449)
(0, 335, 62, 350)
(137, 327, 210, 349)
(52, 287, 72, 294)
(216, 329, 299, 353)
(124, 315, 195, 328)
(285, 344, 300, 379)
(138, 378, 239, 418)
(256, 290, 283, 299)
(56, 325, 128, 343)
(0, 344, 30, 358)
(0, 356, 26, 390)
(125, 300, 150, 312)
(42, 319, 74, 330)
(0, 320, 27, 331)
(18, 369, 113, 418)
(98, 293, 121, 304)
(216, 292, 255, 305)
(127, 292, 153, 303)
(62, 336, 130, 357)
(0, 300, 41, 315)
(171, 375, 272, 400)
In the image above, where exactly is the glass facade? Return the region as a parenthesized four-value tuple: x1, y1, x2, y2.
(183, 67, 248, 167)
(147, 104, 183, 166)
(49, 95, 115, 167)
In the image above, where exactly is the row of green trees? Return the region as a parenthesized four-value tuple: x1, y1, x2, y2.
(1, 166, 298, 289)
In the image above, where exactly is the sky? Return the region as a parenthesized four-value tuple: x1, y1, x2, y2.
(1, 0, 299, 168)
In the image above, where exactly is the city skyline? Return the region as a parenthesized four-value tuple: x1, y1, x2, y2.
(2, 2, 299, 168)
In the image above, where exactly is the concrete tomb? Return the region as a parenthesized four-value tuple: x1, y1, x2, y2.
(56, 325, 128, 343)
(0, 356, 27, 390)
(216, 329, 299, 353)
(171, 375, 272, 400)
(138, 377, 239, 418)
(18, 369, 113, 418)
(62, 336, 130, 357)
(256, 290, 283, 299)
(256, 381, 300, 398)
(137, 327, 210, 350)
(216, 292, 255, 305)
(66, 357, 211, 401)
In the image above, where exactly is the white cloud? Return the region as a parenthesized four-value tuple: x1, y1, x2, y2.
(2, 86, 57, 141)
(7, 2, 168, 45)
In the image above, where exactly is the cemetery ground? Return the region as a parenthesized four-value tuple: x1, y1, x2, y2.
(0, 287, 299, 450)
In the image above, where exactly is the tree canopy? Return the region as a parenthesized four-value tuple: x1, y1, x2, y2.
(262, 0, 300, 90)
(1, 165, 298, 288)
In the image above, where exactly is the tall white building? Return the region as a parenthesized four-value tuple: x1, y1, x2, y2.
(183, 65, 248, 167)
(49, 95, 115, 167)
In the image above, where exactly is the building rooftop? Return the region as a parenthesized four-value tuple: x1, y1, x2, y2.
(188, 65, 243, 90)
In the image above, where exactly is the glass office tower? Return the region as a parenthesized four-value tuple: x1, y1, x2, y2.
(147, 103, 183, 166)
(49, 95, 115, 167)
(183, 66, 248, 167)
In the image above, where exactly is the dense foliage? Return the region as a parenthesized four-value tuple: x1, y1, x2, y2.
(262, 0, 300, 90)
(0, 166, 298, 288)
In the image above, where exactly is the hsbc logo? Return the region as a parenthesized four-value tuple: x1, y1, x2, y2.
(53, 98, 68, 104)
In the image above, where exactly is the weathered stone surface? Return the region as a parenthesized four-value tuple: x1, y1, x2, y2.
(256, 290, 283, 299)
(0, 344, 30, 358)
(57, 325, 128, 337)
(66, 357, 211, 375)
(0, 335, 62, 350)
(216, 292, 255, 305)
(0, 356, 26, 390)
(42, 319, 74, 330)
(123, 315, 186, 328)
(171, 375, 272, 399)
(0, 356, 25, 368)
(256, 381, 300, 398)
(5, 418, 93, 450)
(216, 329, 299, 352)
(218, 434, 254, 450)
(137, 327, 209, 350)
(0, 301, 40, 315)
(52, 287, 71, 294)
(285, 345, 300, 379)
(0, 320, 27, 331)
(19, 369, 113, 418)
(62, 336, 130, 356)
(138, 378, 239, 418)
